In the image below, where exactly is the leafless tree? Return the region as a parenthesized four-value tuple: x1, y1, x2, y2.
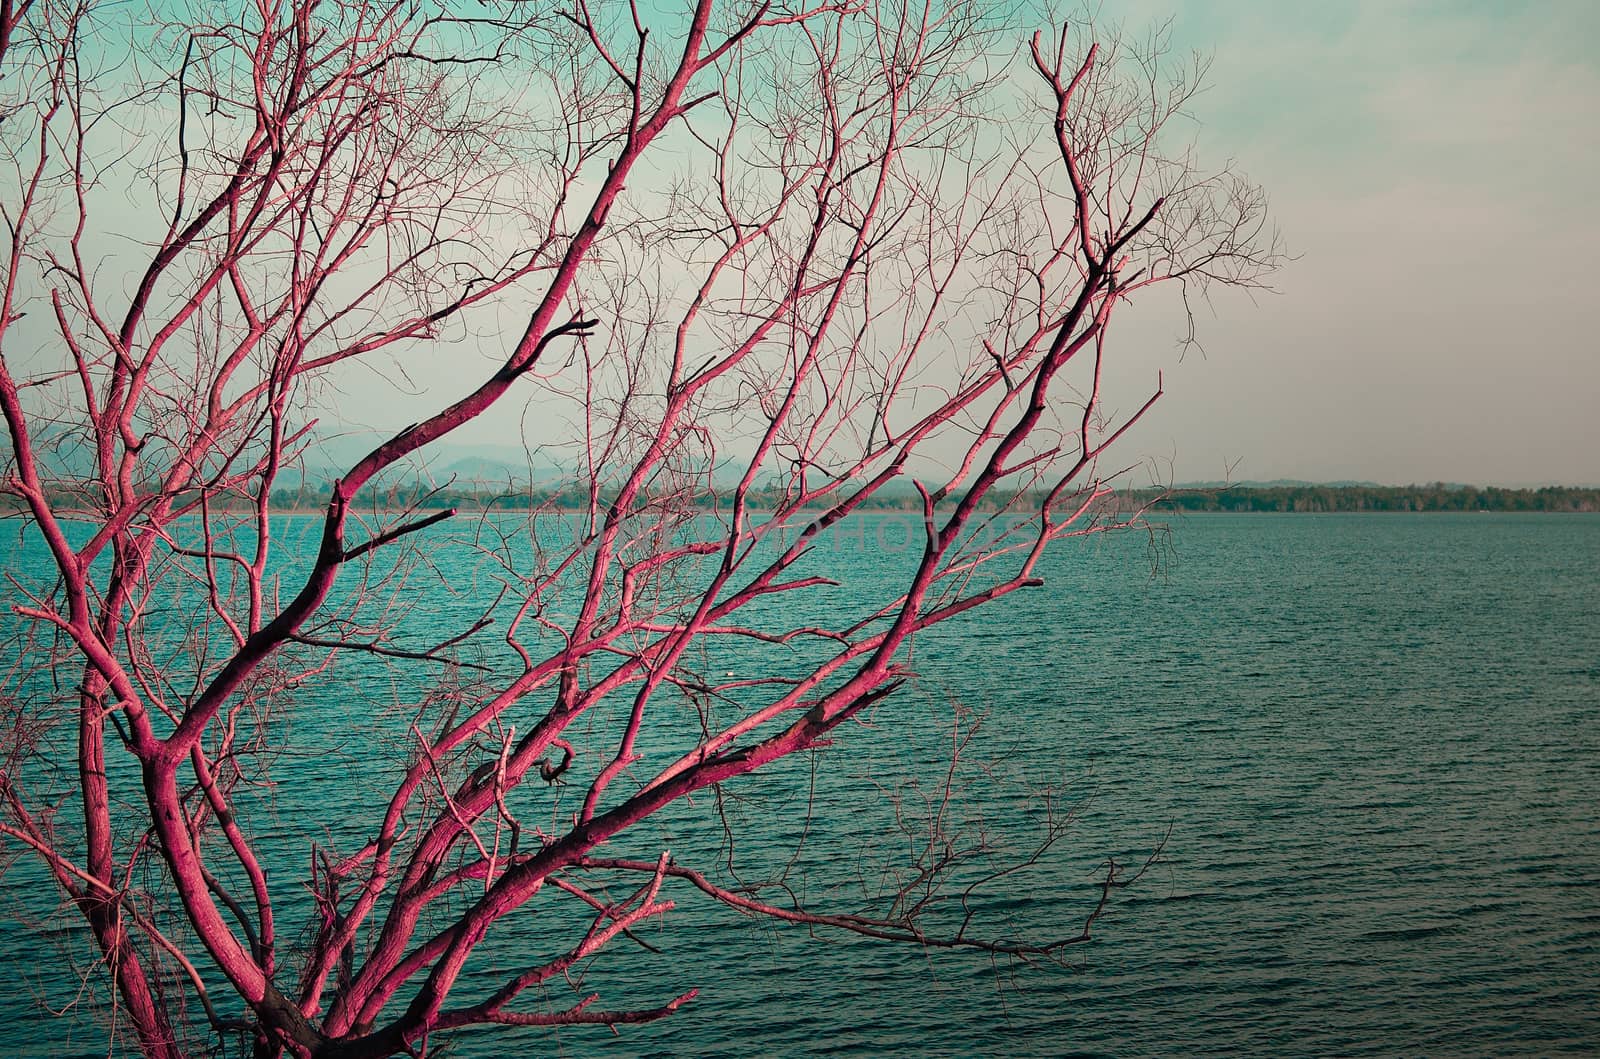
(0, 1, 1279, 1055)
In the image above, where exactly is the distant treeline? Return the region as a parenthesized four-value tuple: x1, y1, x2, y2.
(298, 481, 1597, 514)
(261, 481, 933, 512)
(252, 479, 934, 515)
(7, 481, 1598, 516)
(2, 480, 933, 515)
(1140, 484, 1600, 513)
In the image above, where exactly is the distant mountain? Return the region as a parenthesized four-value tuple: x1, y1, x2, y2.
(289, 436, 567, 486)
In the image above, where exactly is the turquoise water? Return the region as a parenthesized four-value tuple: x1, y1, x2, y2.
(2, 513, 1597, 1056)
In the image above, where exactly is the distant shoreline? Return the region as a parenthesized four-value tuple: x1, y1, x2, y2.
(7, 483, 1598, 517)
(1134, 484, 1599, 514)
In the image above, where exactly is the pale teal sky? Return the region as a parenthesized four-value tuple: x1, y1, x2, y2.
(19, 1, 1596, 486)
(433, 1, 1597, 485)
(1100, 0, 1600, 485)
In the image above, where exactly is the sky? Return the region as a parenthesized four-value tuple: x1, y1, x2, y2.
(10, 0, 1596, 487)
(1099, 0, 1600, 485)
(408, 0, 1597, 487)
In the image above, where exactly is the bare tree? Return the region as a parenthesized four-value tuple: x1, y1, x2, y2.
(0, 1, 1278, 1056)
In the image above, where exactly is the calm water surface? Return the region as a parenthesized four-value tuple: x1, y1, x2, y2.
(2, 513, 1597, 1056)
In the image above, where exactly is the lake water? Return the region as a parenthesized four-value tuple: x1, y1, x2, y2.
(2, 513, 1597, 1056)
